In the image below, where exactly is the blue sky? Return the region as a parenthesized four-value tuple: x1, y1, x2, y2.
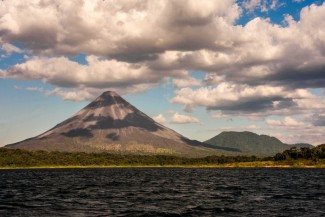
(1, 0, 325, 146)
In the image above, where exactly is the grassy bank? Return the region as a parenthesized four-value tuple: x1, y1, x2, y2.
(1, 163, 324, 169)
(220, 160, 325, 168)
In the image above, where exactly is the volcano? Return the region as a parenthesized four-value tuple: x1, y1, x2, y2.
(7, 91, 230, 156)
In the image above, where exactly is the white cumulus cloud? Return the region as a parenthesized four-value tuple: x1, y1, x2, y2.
(173, 77, 201, 88)
(170, 112, 200, 124)
(152, 114, 168, 123)
(171, 83, 314, 113)
(266, 116, 305, 127)
(153, 112, 200, 124)
(0, 43, 22, 58)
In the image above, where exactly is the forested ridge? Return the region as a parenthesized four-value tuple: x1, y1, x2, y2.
(204, 131, 314, 156)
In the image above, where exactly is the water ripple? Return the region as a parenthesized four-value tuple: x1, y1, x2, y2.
(0, 168, 324, 216)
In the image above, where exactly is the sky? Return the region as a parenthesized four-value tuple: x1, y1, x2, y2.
(1, 0, 325, 146)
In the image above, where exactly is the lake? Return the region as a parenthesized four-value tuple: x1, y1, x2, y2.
(0, 168, 324, 216)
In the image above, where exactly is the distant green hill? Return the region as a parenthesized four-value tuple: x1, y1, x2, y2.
(204, 131, 313, 156)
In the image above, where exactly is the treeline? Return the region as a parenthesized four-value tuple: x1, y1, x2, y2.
(274, 144, 325, 161)
(0, 144, 324, 167)
(0, 148, 263, 167)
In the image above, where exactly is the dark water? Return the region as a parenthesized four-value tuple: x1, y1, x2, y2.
(0, 168, 324, 216)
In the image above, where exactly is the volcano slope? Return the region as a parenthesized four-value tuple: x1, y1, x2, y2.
(7, 91, 235, 157)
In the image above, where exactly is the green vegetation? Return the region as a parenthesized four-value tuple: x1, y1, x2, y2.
(0, 144, 324, 168)
(274, 144, 325, 161)
(204, 131, 313, 156)
(0, 148, 261, 168)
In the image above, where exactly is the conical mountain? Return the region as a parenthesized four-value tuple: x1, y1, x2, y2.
(7, 91, 229, 156)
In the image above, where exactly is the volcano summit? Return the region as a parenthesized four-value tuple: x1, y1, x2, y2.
(7, 91, 228, 156)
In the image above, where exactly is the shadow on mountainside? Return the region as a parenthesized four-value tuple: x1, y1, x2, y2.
(106, 133, 120, 141)
(84, 114, 163, 132)
(62, 128, 94, 138)
(60, 113, 164, 139)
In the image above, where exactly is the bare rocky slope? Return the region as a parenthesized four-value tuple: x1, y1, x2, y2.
(7, 91, 233, 157)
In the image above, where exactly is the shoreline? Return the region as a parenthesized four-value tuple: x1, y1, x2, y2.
(1, 164, 324, 170)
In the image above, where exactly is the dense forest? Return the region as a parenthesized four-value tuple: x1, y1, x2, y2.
(0, 144, 324, 168)
(0, 148, 262, 167)
(274, 144, 325, 161)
